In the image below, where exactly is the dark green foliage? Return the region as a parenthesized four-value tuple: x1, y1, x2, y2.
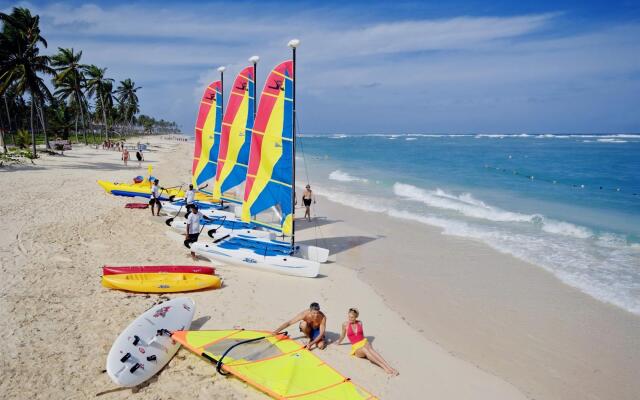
(1, 6, 178, 158)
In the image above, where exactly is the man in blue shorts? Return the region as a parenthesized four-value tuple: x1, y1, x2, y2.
(273, 302, 326, 350)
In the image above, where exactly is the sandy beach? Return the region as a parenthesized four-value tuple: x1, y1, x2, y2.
(1, 136, 638, 399)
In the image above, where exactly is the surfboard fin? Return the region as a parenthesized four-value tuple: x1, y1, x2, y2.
(120, 353, 131, 363)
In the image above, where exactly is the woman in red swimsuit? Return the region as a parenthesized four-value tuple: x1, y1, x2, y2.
(336, 308, 398, 375)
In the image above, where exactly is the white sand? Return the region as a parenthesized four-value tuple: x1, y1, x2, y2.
(0, 136, 569, 399)
(311, 192, 640, 400)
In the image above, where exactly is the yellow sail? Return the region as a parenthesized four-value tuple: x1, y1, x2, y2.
(172, 330, 377, 399)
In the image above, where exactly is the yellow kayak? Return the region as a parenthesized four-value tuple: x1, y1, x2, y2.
(102, 273, 222, 293)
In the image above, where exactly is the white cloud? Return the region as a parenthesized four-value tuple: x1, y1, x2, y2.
(7, 1, 638, 132)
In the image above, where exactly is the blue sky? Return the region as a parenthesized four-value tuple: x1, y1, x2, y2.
(3, 1, 640, 133)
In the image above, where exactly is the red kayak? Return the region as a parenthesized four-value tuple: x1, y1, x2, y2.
(125, 203, 149, 209)
(102, 265, 216, 276)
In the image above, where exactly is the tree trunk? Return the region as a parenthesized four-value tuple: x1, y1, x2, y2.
(78, 95, 87, 145)
(3, 95, 13, 148)
(0, 129, 5, 154)
(101, 93, 109, 142)
(2, 96, 10, 153)
(37, 100, 50, 149)
(0, 121, 6, 154)
(30, 100, 36, 157)
(74, 114, 79, 143)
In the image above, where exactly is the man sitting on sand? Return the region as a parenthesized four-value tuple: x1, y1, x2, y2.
(274, 302, 327, 350)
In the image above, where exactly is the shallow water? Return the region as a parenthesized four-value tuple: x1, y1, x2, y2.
(297, 133, 640, 315)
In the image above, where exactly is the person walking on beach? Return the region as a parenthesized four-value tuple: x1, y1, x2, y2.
(274, 302, 327, 350)
(184, 204, 204, 259)
(122, 146, 129, 166)
(301, 184, 315, 221)
(135, 149, 144, 167)
(336, 308, 398, 375)
(150, 179, 163, 216)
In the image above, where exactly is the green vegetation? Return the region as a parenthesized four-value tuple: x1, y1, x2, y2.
(0, 6, 180, 160)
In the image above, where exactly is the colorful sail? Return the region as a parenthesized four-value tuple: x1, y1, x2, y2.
(213, 66, 255, 203)
(192, 80, 223, 188)
(241, 61, 293, 234)
(172, 330, 377, 399)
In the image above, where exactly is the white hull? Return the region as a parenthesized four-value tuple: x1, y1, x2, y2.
(190, 236, 328, 278)
(168, 217, 272, 242)
(160, 201, 229, 217)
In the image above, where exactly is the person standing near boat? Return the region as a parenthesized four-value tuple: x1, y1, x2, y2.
(150, 179, 163, 216)
(336, 308, 398, 375)
(301, 184, 315, 221)
(184, 204, 203, 259)
(273, 302, 327, 350)
(184, 183, 208, 218)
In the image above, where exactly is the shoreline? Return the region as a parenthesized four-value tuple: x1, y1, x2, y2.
(306, 189, 640, 400)
(1, 137, 528, 399)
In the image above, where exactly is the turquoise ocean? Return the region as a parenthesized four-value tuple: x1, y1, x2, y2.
(295, 133, 640, 315)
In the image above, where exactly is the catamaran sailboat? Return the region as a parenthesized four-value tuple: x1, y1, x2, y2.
(191, 41, 329, 278)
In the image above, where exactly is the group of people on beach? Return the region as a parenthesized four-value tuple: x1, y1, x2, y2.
(162, 135, 188, 142)
(116, 142, 145, 167)
(145, 177, 397, 375)
(274, 302, 399, 375)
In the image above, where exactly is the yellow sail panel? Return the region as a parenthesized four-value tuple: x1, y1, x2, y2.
(242, 61, 294, 235)
(171, 330, 377, 399)
(214, 66, 255, 201)
(192, 80, 223, 187)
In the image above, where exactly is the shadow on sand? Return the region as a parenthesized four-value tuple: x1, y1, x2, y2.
(297, 235, 382, 256)
(191, 315, 211, 330)
(294, 216, 342, 231)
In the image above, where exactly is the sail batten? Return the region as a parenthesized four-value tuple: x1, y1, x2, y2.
(192, 80, 223, 188)
(241, 60, 294, 235)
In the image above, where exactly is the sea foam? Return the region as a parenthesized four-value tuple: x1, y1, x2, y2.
(317, 185, 639, 315)
(329, 170, 369, 183)
(393, 183, 596, 239)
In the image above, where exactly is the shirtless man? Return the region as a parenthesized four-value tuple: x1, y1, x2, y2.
(301, 185, 315, 221)
(273, 302, 327, 350)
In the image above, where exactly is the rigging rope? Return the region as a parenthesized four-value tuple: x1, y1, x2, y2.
(295, 116, 328, 249)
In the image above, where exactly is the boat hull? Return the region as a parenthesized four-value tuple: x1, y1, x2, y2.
(190, 241, 320, 278)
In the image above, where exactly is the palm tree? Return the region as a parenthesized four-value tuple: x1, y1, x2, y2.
(0, 7, 54, 156)
(0, 7, 47, 48)
(84, 65, 114, 141)
(53, 74, 87, 143)
(47, 98, 73, 140)
(115, 78, 141, 134)
(51, 48, 88, 144)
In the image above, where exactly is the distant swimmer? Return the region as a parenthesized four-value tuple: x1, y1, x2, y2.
(336, 308, 398, 375)
(274, 302, 326, 350)
(150, 179, 163, 216)
(301, 184, 315, 221)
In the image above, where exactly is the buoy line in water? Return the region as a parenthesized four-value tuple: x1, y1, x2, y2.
(482, 164, 640, 198)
